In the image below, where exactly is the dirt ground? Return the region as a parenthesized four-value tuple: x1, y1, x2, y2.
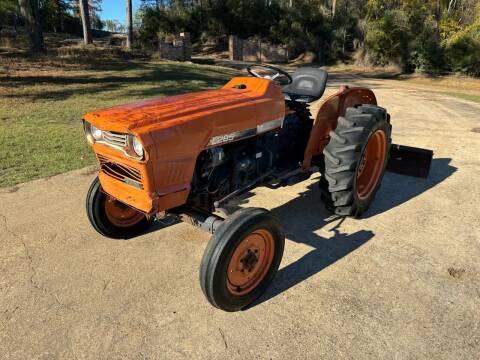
(1, 74, 479, 359)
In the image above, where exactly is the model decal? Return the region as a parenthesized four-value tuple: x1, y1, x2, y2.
(207, 128, 256, 147)
(207, 118, 284, 147)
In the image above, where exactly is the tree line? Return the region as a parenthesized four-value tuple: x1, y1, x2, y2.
(137, 0, 479, 76)
(1, 0, 479, 76)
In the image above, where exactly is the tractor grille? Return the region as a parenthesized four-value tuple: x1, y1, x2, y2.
(100, 131, 128, 149)
(97, 154, 144, 190)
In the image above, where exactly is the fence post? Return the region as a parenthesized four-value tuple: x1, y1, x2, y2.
(229, 35, 243, 61)
(180, 32, 191, 61)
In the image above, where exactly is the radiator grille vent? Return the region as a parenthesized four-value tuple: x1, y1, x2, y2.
(97, 154, 143, 190)
(101, 131, 127, 149)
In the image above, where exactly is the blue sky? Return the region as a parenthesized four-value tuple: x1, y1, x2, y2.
(100, 0, 142, 24)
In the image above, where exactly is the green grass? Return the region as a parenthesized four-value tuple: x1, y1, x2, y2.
(0, 60, 241, 187)
(439, 91, 480, 104)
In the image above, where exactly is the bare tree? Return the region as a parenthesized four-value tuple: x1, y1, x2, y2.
(126, 0, 133, 49)
(79, 0, 92, 44)
(18, 0, 44, 51)
(332, 0, 337, 18)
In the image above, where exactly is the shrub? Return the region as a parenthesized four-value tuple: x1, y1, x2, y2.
(409, 17, 444, 74)
(444, 21, 480, 76)
(366, 10, 410, 68)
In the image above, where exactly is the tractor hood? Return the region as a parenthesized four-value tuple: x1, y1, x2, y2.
(82, 77, 285, 135)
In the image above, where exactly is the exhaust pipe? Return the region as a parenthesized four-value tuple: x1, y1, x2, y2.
(173, 207, 224, 234)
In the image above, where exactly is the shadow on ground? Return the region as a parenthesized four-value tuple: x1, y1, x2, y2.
(246, 183, 374, 308)
(366, 158, 456, 218)
(0, 61, 240, 102)
(248, 157, 456, 308)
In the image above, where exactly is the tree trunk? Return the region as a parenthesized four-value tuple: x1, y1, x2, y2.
(332, 0, 337, 18)
(79, 0, 92, 45)
(126, 0, 133, 49)
(448, 0, 458, 14)
(18, 0, 44, 52)
(13, 14, 18, 33)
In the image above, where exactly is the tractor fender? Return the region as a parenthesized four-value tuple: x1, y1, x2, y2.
(302, 86, 377, 170)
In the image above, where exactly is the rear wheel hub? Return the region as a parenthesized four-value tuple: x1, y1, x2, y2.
(356, 130, 387, 200)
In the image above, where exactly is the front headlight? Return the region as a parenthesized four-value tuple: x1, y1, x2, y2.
(84, 121, 103, 144)
(131, 136, 144, 158)
(84, 121, 145, 160)
(91, 124, 103, 141)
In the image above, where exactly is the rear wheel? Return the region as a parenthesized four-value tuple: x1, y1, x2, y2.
(86, 177, 152, 239)
(199, 208, 285, 311)
(320, 105, 392, 217)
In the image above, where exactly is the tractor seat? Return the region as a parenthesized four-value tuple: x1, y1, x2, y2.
(282, 67, 328, 103)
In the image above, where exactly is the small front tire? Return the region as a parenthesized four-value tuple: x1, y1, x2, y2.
(86, 177, 152, 239)
(199, 208, 285, 312)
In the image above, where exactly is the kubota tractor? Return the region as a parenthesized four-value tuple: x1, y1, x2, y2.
(82, 65, 431, 311)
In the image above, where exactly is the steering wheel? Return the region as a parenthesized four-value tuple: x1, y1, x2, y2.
(247, 64, 292, 84)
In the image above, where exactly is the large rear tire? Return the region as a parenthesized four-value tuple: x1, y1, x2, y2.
(320, 105, 392, 217)
(86, 177, 152, 239)
(199, 208, 285, 312)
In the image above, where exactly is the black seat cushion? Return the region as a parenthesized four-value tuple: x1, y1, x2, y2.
(282, 67, 328, 103)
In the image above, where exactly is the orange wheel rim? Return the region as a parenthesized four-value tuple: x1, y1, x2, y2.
(356, 130, 387, 200)
(104, 196, 145, 227)
(226, 229, 275, 296)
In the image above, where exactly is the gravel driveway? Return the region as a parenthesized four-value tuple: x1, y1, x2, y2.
(1, 75, 479, 359)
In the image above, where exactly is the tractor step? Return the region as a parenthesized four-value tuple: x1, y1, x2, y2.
(387, 144, 433, 178)
(284, 171, 312, 186)
(265, 167, 314, 189)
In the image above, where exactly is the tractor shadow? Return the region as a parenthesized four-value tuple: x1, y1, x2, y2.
(244, 183, 374, 309)
(364, 158, 456, 218)
(247, 157, 456, 308)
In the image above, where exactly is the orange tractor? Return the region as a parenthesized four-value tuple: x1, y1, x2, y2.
(83, 65, 431, 311)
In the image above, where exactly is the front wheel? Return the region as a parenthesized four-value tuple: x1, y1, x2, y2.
(86, 177, 152, 239)
(199, 208, 285, 312)
(320, 104, 392, 217)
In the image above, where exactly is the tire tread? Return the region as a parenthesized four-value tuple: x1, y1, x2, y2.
(320, 105, 391, 217)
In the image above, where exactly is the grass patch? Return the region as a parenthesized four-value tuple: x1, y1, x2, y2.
(400, 74, 480, 92)
(438, 92, 480, 104)
(0, 59, 241, 187)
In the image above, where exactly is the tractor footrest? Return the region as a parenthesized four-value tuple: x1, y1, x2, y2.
(265, 168, 312, 189)
(387, 144, 433, 178)
(284, 171, 312, 186)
